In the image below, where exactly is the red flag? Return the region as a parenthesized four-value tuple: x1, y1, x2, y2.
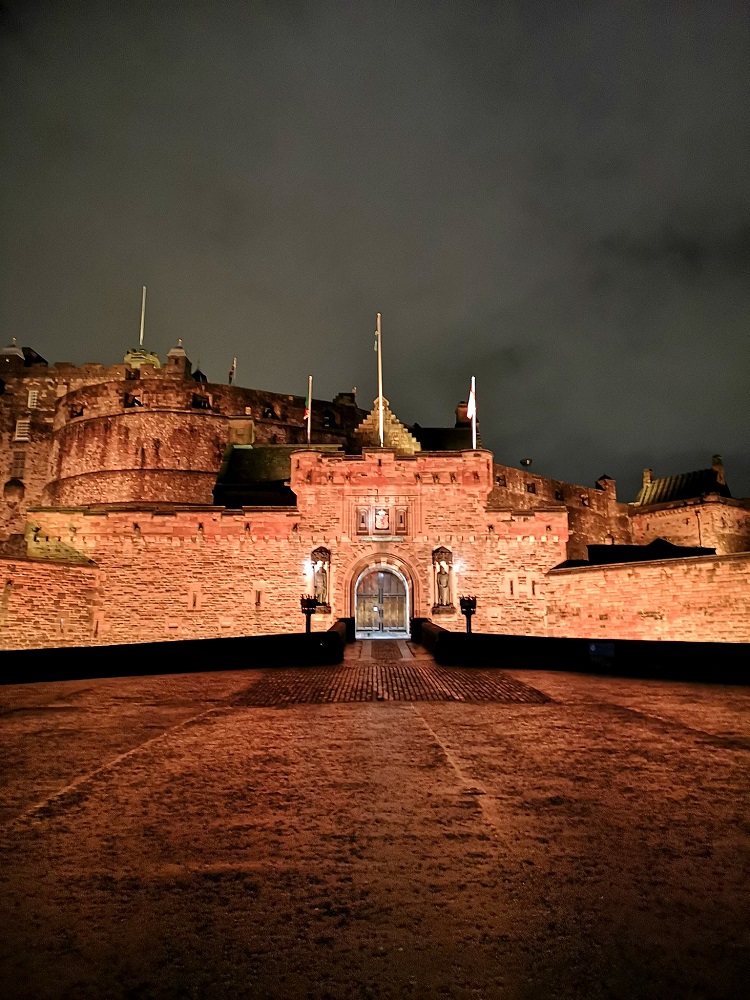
(228, 357, 236, 384)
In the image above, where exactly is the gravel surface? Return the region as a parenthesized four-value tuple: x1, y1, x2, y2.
(1, 643, 749, 999)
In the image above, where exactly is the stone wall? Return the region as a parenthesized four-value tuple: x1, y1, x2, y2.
(6, 449, 566, 648)
(545, 552, 750, 642)
(489, 463, 631, 559)
(630, 498, 750, 555)
(0, 557, 98, 650)
(0, 359, 365, 527)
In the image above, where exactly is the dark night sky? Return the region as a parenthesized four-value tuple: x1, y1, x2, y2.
(1, 1, 748, 502)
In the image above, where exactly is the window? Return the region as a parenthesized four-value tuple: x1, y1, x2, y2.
(192, 393, 212, 410)
(554, 489, 564, 501)
(14, 419, 30, 441)
(27, 390, 39, 409)
(495, 474, 506, 487)
(526, 482, 536, 494)
(356, 508, 369, 534)
(262, 404, 276, 419)
(322, 410, 337, 428)
(10, 451, 25, 478)
(395, 508, 407, 534)
(124, 392, 142, 408)
(70, 405, 84, 419)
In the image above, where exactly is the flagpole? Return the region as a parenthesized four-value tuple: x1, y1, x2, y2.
(376, 311, 384, 447)
(471, 376, 477, 449)
(307, 374, 312, 445)
(139, 286, 146, 347)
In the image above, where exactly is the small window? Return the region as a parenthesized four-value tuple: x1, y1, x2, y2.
(124, 392, 142, 408)
(70, 405, 84, 419)
(262, 404, 276, 419)
(322, 410, 337, 429)
(495, 474, 506, 487)
(580, 494, 590, 507)
(554, 489, 564, 501)
(192, 393, 212, 410)
(255, 589, 263, 609)
(356, 508, 369, 534)
(27, 390, 39, 409)
(395, 508, 407, 534)
(14, 419, 30, 441)
(526, 482, 536, 494)
(10, 451, 25, 478)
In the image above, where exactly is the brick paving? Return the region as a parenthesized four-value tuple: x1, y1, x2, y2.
(233, 640, 549, 705)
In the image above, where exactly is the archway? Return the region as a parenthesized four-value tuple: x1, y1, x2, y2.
(354, 565, 409, 638)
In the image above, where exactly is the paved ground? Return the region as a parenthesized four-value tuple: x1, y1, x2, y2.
(1, 640, 749, 999)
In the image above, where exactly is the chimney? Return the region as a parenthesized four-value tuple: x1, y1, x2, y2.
(712, 454, 725, 485)
(455, 401, 470, 426)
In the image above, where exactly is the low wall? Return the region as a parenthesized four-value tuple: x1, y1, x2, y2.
(0, 630, 344, 685)
(545, 552, 750, 642)
(417, 622, 749, 682)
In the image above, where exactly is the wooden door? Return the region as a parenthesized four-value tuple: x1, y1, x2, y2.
(356, 569, 407, 634)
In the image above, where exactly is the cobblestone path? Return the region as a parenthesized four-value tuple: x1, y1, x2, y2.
(234, 640, 549, 706)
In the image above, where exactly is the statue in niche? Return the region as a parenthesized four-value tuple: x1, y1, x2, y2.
(311, 546, 331, 608)
(432, 546, 453, 610)
(313, 562, 328, 605)
(436, 562, 450, 606)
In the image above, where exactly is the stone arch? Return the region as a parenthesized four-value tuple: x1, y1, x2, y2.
(344, 550, 422, 615)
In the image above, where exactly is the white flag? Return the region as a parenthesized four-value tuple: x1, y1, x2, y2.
(467, 377, 476, 420)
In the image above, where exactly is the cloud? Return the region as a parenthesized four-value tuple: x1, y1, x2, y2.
(595, 219, 750, 281)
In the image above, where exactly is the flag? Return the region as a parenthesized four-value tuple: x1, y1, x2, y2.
(303, 381, 311, 421)
(466, 377, 476, 420)
(228, 357, 236, 384)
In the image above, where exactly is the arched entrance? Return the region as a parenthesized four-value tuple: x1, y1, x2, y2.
(355, 566, 409, 638)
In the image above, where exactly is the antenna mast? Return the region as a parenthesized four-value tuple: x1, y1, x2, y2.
(139, 286, 147, 348)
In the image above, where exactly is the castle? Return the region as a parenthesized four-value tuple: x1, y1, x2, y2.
(1, 337, 748, 650)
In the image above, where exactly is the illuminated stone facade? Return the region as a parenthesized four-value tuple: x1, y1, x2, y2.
(0, 341, 748, 649)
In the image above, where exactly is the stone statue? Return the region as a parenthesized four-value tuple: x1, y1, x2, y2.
(436, 562, 450, 606)
(314, 562, 328, 605)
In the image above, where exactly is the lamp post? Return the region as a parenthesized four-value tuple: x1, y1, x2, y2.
(300, 594, 317, 634)
(459, 595, 477, 634)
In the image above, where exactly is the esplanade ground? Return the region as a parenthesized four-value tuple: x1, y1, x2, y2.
(1, 641, 749, 999)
